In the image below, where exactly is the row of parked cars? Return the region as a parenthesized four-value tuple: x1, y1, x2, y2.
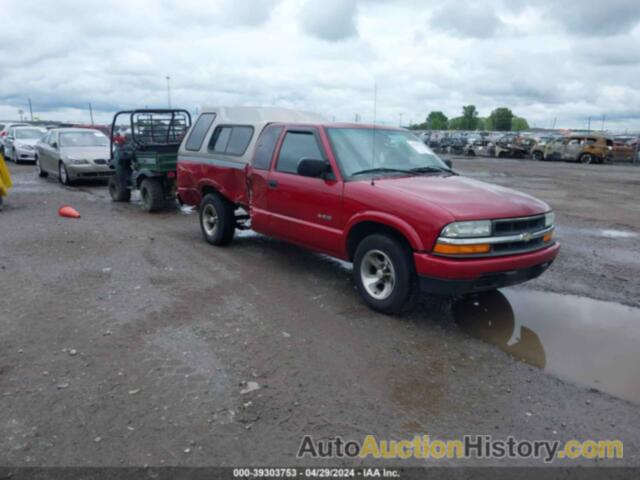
(421, 131, 639, 164)
(2, 108, 560, 314)
(0, 122, 112, 184)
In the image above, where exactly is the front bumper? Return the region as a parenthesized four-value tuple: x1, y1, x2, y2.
(67, 163, 114, 180)
(16, 148, 36, 161)
(414, 242, 560, 295)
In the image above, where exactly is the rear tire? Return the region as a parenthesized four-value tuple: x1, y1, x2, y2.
(140, 178, 165, 212)
(199, 193, 235, 246)
(353, 234, 415, 314)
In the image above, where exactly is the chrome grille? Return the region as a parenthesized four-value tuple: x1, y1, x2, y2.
(493, 215, 545, 235)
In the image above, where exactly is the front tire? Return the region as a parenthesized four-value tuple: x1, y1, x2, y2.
(140, 178, 165, 212)
(12, 148, 19, 165)
(108, 175, 131, 202)
(579, 153, 593, 164)
(199, 193, 235, 246)
(532, 150, 544, 161)
(59, 162, 72, 185)
(36, 156, 48, 177)
(353, 234, 415, 314)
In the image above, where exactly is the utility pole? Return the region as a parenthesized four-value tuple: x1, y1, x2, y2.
(18, 109, 24, 121)
(166, 76, 171, 108)
(28, 98, 34, 121)
(587, 116, 591, 132)
(89, 103, 95, 125)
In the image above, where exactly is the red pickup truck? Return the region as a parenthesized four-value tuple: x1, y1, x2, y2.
(178, 107, 559, 313)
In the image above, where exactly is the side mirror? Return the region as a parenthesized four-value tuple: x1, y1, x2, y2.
(298, 158, 330, 178)
(443, 159, 453, 169)
(51, 142, 58, 149)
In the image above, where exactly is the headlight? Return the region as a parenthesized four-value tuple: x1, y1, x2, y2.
(68, 158, 89, 165)
(441, 220, 492, 238)
(544, 211, 555, 227)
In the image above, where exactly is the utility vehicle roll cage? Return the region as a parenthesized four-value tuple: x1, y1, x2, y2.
(110, 109, 192, 158)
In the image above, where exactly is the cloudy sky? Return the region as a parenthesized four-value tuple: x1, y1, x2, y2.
(1, 0, 640, 131)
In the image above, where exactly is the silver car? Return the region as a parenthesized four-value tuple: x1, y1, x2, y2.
(0, 122, 28, 155)
(35, 128, 113, 185)
(4, 126, 47, 163)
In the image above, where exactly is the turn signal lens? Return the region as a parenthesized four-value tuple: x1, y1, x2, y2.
(433, 242, 491, 255)
(543, 230, 555, 242)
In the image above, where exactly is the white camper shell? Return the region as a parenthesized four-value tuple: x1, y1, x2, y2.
(179, 107, 325, 168)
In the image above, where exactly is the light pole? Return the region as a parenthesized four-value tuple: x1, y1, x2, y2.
(166, 76, 171, 108)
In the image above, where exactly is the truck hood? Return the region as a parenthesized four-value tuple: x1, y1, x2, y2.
(371, 174, 550, 220)
(60, 146, 110, 160)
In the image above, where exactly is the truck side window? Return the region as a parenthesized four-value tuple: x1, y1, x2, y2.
(209, 126, 254, 156)
(185, 113, 216, 151)
(276, 131, 323, 174)
(253, 125, 283, 170)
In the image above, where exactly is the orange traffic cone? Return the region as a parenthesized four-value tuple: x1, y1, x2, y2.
(58, 205, 81, 219)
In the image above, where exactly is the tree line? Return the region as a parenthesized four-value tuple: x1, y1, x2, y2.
(410, 105, 529, 131)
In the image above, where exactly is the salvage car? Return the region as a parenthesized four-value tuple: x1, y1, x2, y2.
(35, 128, 113, 185)
(465, 139, 495, 157)
(3, 125, 46, 163)
(178, 107, 559, 314)
(538, 134, 614, 164)
(494, 135, 528, 158)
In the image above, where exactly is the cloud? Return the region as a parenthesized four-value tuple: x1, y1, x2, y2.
(430, 1, 504, 38)
(0, 0, 639, 131)
(299, 0, 359, 41)
(544, 0, 640, 36)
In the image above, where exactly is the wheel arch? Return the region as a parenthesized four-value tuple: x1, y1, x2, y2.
(345, 216, 423, 261)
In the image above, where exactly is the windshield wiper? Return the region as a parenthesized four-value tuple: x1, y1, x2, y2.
(350, 167, 417, 177)
(409, 166, 457, 175)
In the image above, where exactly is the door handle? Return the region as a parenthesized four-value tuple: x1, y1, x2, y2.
(268, 179, 278, 188)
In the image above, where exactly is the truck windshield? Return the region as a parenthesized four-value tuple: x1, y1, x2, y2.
(326, 128, 450, 178)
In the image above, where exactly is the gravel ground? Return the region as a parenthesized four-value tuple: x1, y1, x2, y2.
(0, 158, 639, 468)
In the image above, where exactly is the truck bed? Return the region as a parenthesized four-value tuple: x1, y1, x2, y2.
(177, 159, 249, 207)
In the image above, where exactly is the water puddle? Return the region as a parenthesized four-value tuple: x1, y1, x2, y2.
(454, 289, 640, 405)
(598, 229, 638, 239)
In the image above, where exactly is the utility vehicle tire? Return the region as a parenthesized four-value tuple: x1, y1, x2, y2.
(579, 153, 593, 164)
(199, 193, 235, 246)
(467, 150, 475, 157)
(35, 156, 48, 178)
(108, 175, 131, 202)
(12, 148, 19, 164)
(140, 178, 165, 212)
(532, 150, 544, 161)
(353, 234, 415, 314)
(59, 162, 72, 186)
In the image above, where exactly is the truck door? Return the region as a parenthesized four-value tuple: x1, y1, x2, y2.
(266, 128, 344, 256)
(247, 124, 284, 236)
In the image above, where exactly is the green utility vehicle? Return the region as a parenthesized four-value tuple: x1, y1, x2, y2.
(108, 109, 191, 211)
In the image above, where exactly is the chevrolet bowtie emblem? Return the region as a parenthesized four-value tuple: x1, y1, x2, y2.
(521, 232, 533, 242)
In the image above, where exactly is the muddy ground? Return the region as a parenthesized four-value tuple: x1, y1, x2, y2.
(0, 157, 639, 468)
